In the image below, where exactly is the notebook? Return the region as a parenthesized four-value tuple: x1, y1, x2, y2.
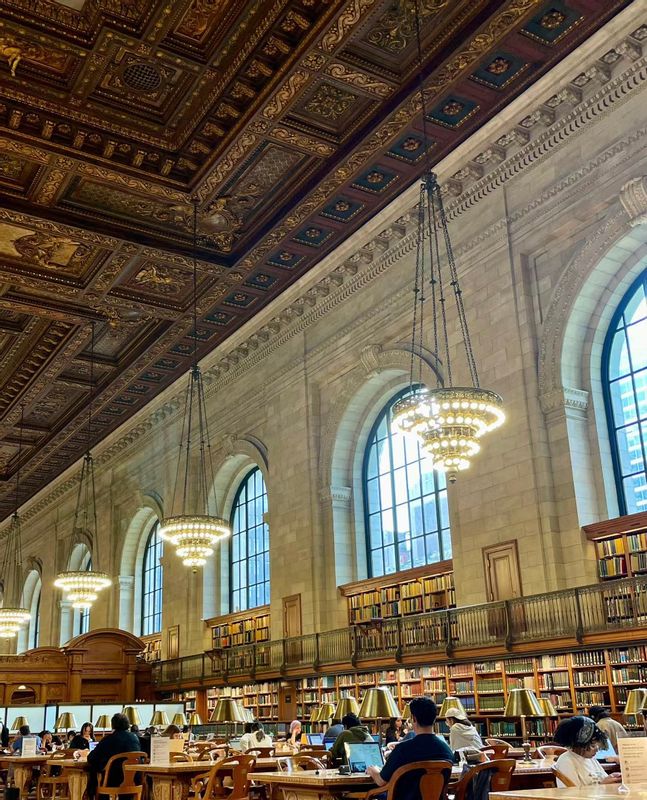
(595, 740, 617, 761)
(344, 742, 384, 774)
(307, 734, 323, 745)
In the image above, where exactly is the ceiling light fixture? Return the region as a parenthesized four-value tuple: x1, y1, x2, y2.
(160, 201, 230, 569)
(391, 0, 504, 481)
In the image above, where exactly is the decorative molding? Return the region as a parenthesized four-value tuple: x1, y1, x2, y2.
(319, 486, 352, 507)
(619, 175, 647, 225)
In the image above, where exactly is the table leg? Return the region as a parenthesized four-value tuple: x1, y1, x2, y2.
(67, 770, 88, 800)
(13, 764, 33, 800)
(150, 776, 188, 800)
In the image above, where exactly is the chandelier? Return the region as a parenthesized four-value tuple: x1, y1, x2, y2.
(391, 4, 504, 479)
(55, 323, 111, 611)
(160, 201, 230, 569)
(0, 405, 31, 639)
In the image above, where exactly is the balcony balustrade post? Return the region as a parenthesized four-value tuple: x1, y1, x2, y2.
(281, 638, 287, 674)
(351, 625, 359, 667)
(314, 633, 321, 670)
(504, 600, 513, 650)
(444, 611, 453, 657)
(395, 618, 403, 662)
(574, 588, 584, 643)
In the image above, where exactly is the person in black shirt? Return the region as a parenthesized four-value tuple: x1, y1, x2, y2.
(86, 713, 142, 799)
(70, 722, 95, 751)
(367, 697, 453, 800)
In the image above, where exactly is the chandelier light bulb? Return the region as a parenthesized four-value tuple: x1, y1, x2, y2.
(54, 571, 112, 610)
(159, 515, 230, 568)
(0, 608, 31, 639)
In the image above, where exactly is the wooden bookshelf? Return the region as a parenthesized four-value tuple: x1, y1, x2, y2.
(207, 606, 271, 650)
(340, 562, 455, 625)
(207, 680, 280, 722)
(584, 512, 647, 580)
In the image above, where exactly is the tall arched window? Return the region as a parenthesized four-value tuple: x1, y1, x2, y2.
(363, 390, 451, 577)
(230, 468, 269, 612)
(32, 589, 41, 649)
(141, 522, 163, 635)
(604, 271, 647, 514)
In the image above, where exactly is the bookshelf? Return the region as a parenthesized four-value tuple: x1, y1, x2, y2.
(207, 606, 271, 650)
(340, 563, 455, 625)
(584, 512, 647, 580)
(207, 680, 280, 721)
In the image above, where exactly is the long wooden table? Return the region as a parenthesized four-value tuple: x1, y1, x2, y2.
(491, 787, 643, 799)
(251, 769, 375, 800)
(0, 755, 51, 799)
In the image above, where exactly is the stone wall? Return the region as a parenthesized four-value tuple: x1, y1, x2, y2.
(3, 5, 647, 656)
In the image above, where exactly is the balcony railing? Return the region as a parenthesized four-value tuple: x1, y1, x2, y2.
(152, 575, 647, 687)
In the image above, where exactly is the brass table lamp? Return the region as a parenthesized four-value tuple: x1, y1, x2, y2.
(317, 703, 336, 727)
(210, 698, 246, 722)
(504, 689, 543, 761)
(335, 696, 359, 719)
(172, 713, 188, 728)
(150, 710, 170, 728)
(625, 688, 647, 735)
(439, 697, 467, 719)
(188, 712, 203, 726)
(359, 687, 400, 735)
(537, 697, 558, 717)
(94, 714, 111, 731)
(11, 715, 29, 732)
(401, 702, 412, 721)
(122, 706, 141, 727)
(54, 712, 78, 732)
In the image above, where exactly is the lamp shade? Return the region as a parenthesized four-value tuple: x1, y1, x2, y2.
(401, 702, 412, 721)
(359, 687, 400, 719)
(172, 713, 188, 727)
(188, 712, 203, 726)
(122, 706, 141, 726)
(439, 697, 467, 718)
(95, 715, 111, 730)
(504, 689, 543, 717)
(537, 697, 558, 717)
(625, 688, 647, 715)
(209, 697, 246, 723)
(54, 712, 78, 731)
(309, 707, 320, 723)
(150, 710, 170, 727)
(11, 716, 29, 732)
(318, 703, 335, 722)
(335, 696, 359, 719)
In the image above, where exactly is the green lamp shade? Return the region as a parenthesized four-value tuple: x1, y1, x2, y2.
(359, 686, 400, 719)
(504, 689, 543, 717)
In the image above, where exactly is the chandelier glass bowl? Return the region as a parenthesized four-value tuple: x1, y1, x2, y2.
(54, 570, 112, 610)
(0, 607, 31, 639)
(159, 515, 230, 568)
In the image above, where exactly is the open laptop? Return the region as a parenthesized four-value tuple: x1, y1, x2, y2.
(344, 742, 385, 774)
(88, 741, 98, 752)
(595, 740, 617, 761)
(307, 733, 324, 745)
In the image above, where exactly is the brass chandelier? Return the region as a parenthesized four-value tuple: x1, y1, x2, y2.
(392, 1, 504, 479)
(0, 405, 31, 639)
(55, 323, 111, 610)
(159, 201, 230, 569)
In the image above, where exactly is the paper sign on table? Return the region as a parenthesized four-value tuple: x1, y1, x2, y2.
(20, 737, 38, 757)
(618, 737, 647, 785)
(150, 736, 171, 765)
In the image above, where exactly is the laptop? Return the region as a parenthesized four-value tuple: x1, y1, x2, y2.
(325, 741, 335, 751)
(88, 741, 98, 752)
(371, 734, 381, 743)
(344, 742, 385, 774)
(307, 733, 323, 745)
(228, 738, 241, 750)
(595, 740, 617, 761)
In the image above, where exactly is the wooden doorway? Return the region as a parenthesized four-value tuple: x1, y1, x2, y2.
(283, 594, 302, 665)
(483, 540, 522, 601)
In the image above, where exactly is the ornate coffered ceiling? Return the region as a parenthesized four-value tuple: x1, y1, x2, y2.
(0, 0, 632, 518)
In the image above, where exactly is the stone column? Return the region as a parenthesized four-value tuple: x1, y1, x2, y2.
(59, 599, 73, 645)
(118, 575, 135, 633)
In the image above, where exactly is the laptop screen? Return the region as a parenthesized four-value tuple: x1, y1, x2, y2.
(595, 740, 617, 761)
(371, 734, 381, 743)
(89, 741, 98, 751)
(344, 742, 384, 773)
(325, 741, 334, 751)
(307, 734, 323, 745)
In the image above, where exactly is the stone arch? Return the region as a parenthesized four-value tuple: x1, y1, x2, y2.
(538, 191, 647, 523)
(118, 493, 163, 634)
(204, 435, 270, 619)
(17, 566, 42, 653)
(320, 342, 441, 585)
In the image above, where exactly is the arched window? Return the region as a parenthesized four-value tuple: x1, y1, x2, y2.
(230, 468, 269, 612)
(17, 570, 41, 652)
(32, 589, 41, 649)
(603, 271, 647, 514)
(363, 390, 451, 577)
(141, 522, 163, 635)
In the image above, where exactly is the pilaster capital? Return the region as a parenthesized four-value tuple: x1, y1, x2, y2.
(319, 486, 352, 508)
(620, 176, 647, 227)
(540, 386, 589, 420)
(118, 575, 135, 590)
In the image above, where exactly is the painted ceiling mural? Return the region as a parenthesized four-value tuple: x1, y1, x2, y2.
(0, 0, 632, 518)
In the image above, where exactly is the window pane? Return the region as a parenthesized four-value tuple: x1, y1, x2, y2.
(609, 330, 630, 380)
(141, 522, 163, 636)
(230, 468, 270, 612)
(610, 376, 637, 425)
(628, 319, 647, 371)
(362, 388, 452, 577)
(616, 424, 645, 476)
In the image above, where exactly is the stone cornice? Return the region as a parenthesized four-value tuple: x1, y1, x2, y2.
(5, 10, 647, 534)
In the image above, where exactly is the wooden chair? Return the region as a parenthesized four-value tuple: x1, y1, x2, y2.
(362, 760, 453, 800)
(245, 746, 273, 758)
(197, 749, 225, 762)
(191, 755, 255, 800)
(536, 745, 567, 760)
(170, 752, 193, 762)
(480, 743, 509, 758)
(551, 765, 576, 787)
(451, 759, 516, 800)
(276, 755, 325, 773)
(96, 752, 148, 800)
(36, 752, 72, 800)
(485, 738, 510, 748)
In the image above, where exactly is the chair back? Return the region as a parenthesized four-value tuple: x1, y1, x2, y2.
(364, 760, 452, 800)
(552, 765, 576, 787)
(246, 746, 273, 758)
(537, 745, 567, 760)
(170, 752, 193, 762)
(452, 759, 516, 800)
(99, 752, 148, 790)
(197, 748, 224, 762)
(485, 738, 509, 748)
(480, 743, 509, 758)
(198, 755, 255, 800)
(295, 750, 331, 767)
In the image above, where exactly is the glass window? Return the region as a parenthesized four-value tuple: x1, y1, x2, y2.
(230, 468, 269, 612)
(363, 389, 452, 577)
(31, 586, 40, 649)
(141, 522, 163, 636)
(604, 272, 647, 514)
(77, 551, 91, 636)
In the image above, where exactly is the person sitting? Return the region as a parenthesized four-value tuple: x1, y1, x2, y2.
(323, 718, 344, 744)
(330, 713, 373, 765)
(384, 718, 404, 745)
(553, 716, 621, 786)
(87, 713, 142, 800)
(289, 720, 302, 747)
(588, 706, 628, 752)
(240, 722, 273, 752)
(11, 725, 41, 753)
(70, 722, 95, 750)
(367, 697, 453, 800)
(444, 709, 484, 752)
(38, 731, 54, 753)
(161, 725, 182, 739)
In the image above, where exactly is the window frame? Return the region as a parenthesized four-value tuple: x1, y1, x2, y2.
(77, 551, 91, 636)
(602, 270, 647, 516)
(31, 586, 41, 649)
(141, 521, 164, 636)
(229, 467, 270, 613)
(361, 387, 451, 578)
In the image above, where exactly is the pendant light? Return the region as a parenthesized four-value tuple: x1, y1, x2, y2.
(55, 322, 111, 609)
(391, 1, 504, 481)
(0, 405, 31, 638)
(159, 200, 230, 569)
